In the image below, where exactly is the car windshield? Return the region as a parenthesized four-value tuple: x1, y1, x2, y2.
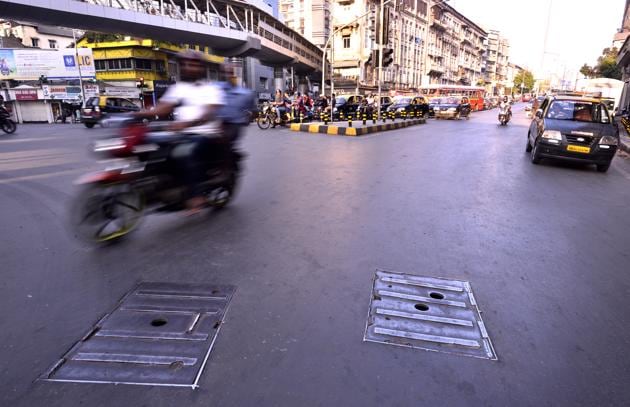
(545, 100, 609, 123)
(335, 97, 347, 104)
(86, 97, 99, 107)
(445, 97, 460, 104)
(430, 98, 442, 104)
(397, 98, 412, 104)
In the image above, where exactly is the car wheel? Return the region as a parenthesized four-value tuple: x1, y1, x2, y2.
(84, 122, 95, 129)
(530, 139, 542, 164)
(525, 135, 532, 152)
(596, 163, 611, 173)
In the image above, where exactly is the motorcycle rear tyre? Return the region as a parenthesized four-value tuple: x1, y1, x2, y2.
(257, 115, 272, 130)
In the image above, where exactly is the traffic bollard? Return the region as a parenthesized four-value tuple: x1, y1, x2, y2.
(372, 112, 377, 124)
(348, 112, 353, 127)
(323, 112, 328, 125)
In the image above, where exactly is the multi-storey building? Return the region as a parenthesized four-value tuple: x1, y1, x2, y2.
(484, 29, 510, 94)
(279, 0, 331, 48)
(424, 2, 487, 86)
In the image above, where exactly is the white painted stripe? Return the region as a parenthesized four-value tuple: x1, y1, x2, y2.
(380, 276, 463, 292)
(0, 168, 83, 184)
(378, 290, 467, 308)
(374, 327, 480, 348)
(376, 308, 473, 327)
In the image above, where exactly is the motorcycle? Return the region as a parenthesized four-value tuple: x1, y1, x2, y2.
(70, 118, 242, 243)
(498, 105, 511, 125)
(256, 102, 291, 129)
(0, 104, 16, 134)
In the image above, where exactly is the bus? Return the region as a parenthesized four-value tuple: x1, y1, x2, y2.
(419, 85, 485, 111)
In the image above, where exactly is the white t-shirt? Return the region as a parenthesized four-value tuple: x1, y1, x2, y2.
(160, 81, 224, 134)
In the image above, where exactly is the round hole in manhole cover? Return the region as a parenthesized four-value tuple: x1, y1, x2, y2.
(387, 284, 392, 288)
(151, 318, 168, 327)
(429, 292, 444, 300)
(414, 303, 429, 311)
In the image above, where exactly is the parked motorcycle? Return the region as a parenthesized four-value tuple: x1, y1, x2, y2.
(498, 105, 511, 125)
(70, 118, 242, 243)
(0, 104, 16, 134)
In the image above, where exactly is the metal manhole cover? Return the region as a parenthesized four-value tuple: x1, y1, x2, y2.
(364, 270, 497, 360)
(39, 282, 236, 388)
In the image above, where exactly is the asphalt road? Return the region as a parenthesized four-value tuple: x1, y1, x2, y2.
(2, 105, 630, 407)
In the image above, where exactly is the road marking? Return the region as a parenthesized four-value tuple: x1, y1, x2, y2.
(0, 136, 61, 144)
(0, 168, 83, 184)
(0, 148, 69, 160)
(0, 157, 77, 172)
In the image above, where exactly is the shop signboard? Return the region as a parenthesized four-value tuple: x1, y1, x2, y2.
(14, 89, 38, 101)
(0, 48, 95, 80)
(104, 87, 140, 99)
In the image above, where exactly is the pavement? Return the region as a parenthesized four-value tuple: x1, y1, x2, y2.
(2, 105, 630, 406)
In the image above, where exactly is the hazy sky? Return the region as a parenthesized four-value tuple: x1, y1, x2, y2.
(448, 0, 626, 76)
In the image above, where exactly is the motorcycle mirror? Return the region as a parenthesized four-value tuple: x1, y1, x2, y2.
(535, 109, 543, 119)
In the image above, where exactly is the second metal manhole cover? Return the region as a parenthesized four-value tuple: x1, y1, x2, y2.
(39, 282, 236, 388)
(364, 270, 497, 360)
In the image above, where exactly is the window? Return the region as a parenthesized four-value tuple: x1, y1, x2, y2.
(107, 59, 133, 70)
(259, 77, 268, 88)
(134, 58, 153, 70)
(48, 39, 57, 48)
(31, 38, 39, 47)
(155, 60, 165, 72)
(95, 60, 107, 71)
(342, 35, 351, 48)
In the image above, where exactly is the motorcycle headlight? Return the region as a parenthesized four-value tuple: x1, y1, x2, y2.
(333, 107, 338, 113)
(599, 135, 618, 146)
(397, 107, 405, 112)
(542, 130, 562, 141)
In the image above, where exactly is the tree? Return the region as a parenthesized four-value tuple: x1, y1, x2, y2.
(579, 64, 595, 78)
(513, 70, 535, 92)
(596, 47, 621, 79)
(580, 48, 622, 80)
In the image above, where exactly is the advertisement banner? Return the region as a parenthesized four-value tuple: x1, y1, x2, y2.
(42, 85, 81, 100)
(0, 48, 95, 80)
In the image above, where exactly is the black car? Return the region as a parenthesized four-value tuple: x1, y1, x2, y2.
(433, 96, 471, 120)
(386, 96, 429, 118)
(428, 97, 443, 117)
(81, 96, 140, 128)
(527, 96, 618, 172)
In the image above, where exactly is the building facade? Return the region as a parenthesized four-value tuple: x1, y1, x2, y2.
(283, 0, 488, 95)
(0, 20, 78, 49)
(484, 29, 510, 94)
(425, 2, 487, 86)
(279, 0, 331, 48)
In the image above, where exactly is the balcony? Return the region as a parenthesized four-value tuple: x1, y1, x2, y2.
(431, 18, 448, 31)
(429, 63, 445, 74)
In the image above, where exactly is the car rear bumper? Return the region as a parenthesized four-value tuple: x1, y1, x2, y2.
(538, 141, 617, 165)
(434, 111, 458, 118)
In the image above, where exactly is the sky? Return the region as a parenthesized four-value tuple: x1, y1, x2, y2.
(448, 0, 626, 78)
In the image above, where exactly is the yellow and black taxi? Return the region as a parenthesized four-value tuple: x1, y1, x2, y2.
(526, 95, 618, 172)
(81, 96, 141, 128)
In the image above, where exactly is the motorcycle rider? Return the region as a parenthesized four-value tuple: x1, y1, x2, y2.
(134, 49, 225, 213)
(272, 89, 287, 124)
(499, 95, 512, 121)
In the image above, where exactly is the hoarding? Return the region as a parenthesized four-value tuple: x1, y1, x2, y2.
(0, 48, 95, 80)
(14, 89, 38, 100)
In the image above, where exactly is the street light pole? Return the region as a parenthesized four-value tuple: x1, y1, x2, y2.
(72, 29, 86, 107)
(377, 0, 384, 120)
